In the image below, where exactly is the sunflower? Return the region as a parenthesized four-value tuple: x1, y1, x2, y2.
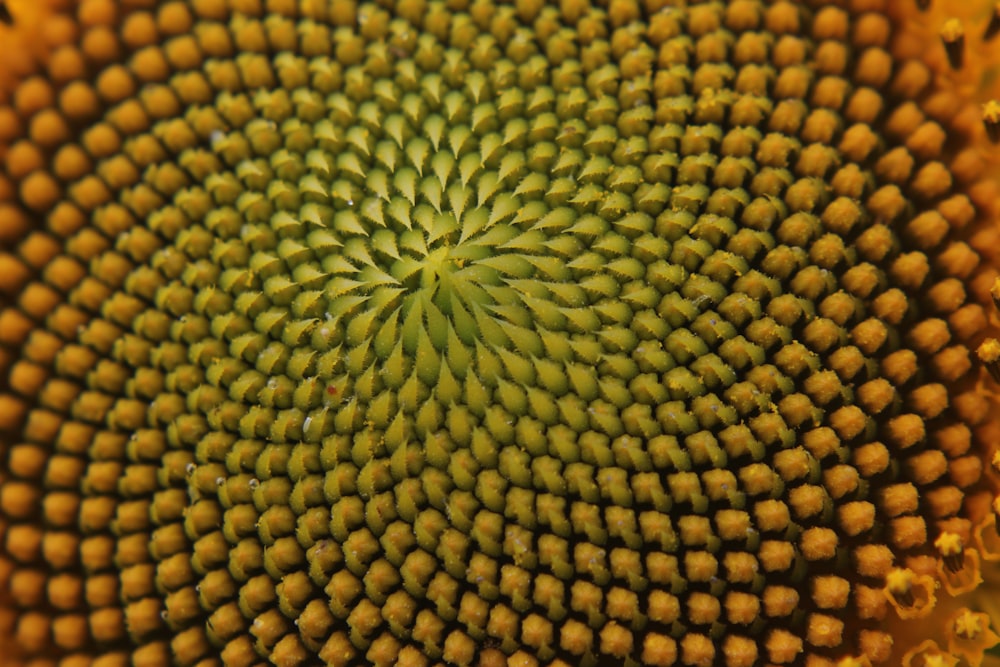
(1, 1, 1000, 666)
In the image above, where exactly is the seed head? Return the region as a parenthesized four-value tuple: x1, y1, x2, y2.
(2, 1, 1000, 667)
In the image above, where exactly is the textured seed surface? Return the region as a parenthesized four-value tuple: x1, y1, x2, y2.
(1, 1, 1000, 667)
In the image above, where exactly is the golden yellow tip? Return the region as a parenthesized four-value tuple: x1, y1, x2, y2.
(836, 657, 871, 667)
(983, 100, 1000, 141)
(886, 568, 916, 596)
(978, 338, 1000, 382)
(884, 567, 938, 622)
(940, 18, 965, 42)
(936, 532, 963, 557)
(901, 641, 959, 667)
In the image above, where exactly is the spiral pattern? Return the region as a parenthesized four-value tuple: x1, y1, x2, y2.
(2, 1, 1000, 666)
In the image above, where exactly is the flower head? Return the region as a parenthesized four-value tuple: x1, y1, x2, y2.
(1, 1, 1000, 666)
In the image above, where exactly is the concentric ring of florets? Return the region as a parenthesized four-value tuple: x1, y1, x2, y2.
(2, 1, 1000, 667)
